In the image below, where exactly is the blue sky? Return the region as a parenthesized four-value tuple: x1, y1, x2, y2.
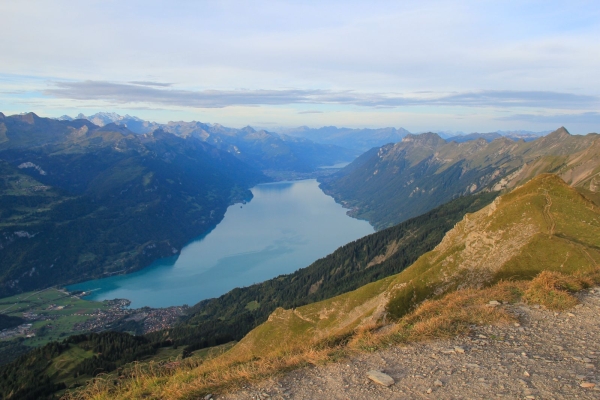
(0, 0, 599, 133)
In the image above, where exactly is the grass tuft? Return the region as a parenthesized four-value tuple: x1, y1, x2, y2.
(523, 270, 599, 310)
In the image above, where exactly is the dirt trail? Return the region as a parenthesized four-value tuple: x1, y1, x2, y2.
(220, 288, 600, 400)
(543, 191, 555, 237)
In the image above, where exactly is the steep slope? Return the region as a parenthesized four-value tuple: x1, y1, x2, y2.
(232, 174, 600, 358)
(0, 113, 267, 297)
(320, 127, 600, 229)
(223, 293, 600, 399)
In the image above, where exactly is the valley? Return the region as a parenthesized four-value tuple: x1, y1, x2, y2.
(1, 113, 599, 400)
(64, 173, 600, 400)
(0, 112, 357, 297)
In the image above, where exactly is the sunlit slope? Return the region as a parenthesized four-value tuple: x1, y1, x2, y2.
(231, 174, 600, 359)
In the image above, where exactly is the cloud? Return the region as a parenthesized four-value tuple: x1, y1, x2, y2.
(298, 110, 324, 114)
(498, 111, 600, 125)
(128, 81, 173, 87)
(44, 80, 599, 110)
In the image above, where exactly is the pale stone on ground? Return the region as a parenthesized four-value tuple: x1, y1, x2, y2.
(366, 370, 395, 386)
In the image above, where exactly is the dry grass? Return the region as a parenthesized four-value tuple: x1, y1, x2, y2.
(523, 270, 600, 310)
(64, 270, 600, 400)
(349, 280, 525, 351)
(63, 339, 343, 400)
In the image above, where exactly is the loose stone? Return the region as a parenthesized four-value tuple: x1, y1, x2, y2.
(366, 370, 395, 387)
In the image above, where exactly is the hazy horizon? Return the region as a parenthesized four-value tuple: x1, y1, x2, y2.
(1, 1, 599, 134)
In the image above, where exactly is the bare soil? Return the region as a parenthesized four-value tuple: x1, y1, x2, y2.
(219, 287, 600, 399)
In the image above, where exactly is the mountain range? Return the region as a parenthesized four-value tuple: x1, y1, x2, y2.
(58, 113, 358, 172)
(319, 127, 600, 229)
(60, 112, 549, 155)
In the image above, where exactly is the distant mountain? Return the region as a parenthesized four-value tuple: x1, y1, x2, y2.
(276, 126, 412, 152)
(498, 129, 551, 141)
(81, 112, 160, 134)
(446, 132, 502, 143)
(158, 121, 359, 172)
(446, 129, 549, 143)
(0, 112, 267, 296)
(59, 113, 358, 171)
(319, 127, 600, 229)
(273, 125, 549, 150)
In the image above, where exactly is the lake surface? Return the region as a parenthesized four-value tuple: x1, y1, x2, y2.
(68, 180, 373, 308)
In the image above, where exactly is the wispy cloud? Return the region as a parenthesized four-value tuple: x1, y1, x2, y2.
(298, 110, 324, 114)
(45, 81, 598, 110)
(498, 112, 600, 125)
(128, 81, 173, 87)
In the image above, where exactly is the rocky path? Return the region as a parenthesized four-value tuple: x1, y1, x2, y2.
(219, 287, 600, 399)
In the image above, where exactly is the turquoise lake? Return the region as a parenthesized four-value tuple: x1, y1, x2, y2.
(68, 179, 374, 308)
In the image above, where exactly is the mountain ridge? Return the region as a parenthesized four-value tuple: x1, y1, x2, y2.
(319, 127, 600, 229)
(53, 113, 358, 172)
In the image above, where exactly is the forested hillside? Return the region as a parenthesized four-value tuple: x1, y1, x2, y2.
(0, 113, 267, 296)
(0, 331, 164, 400)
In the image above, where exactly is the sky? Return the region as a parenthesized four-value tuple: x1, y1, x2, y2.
(0, 0, 599, 133)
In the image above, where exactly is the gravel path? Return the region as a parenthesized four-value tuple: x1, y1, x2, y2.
(219, 287, 600, 400)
